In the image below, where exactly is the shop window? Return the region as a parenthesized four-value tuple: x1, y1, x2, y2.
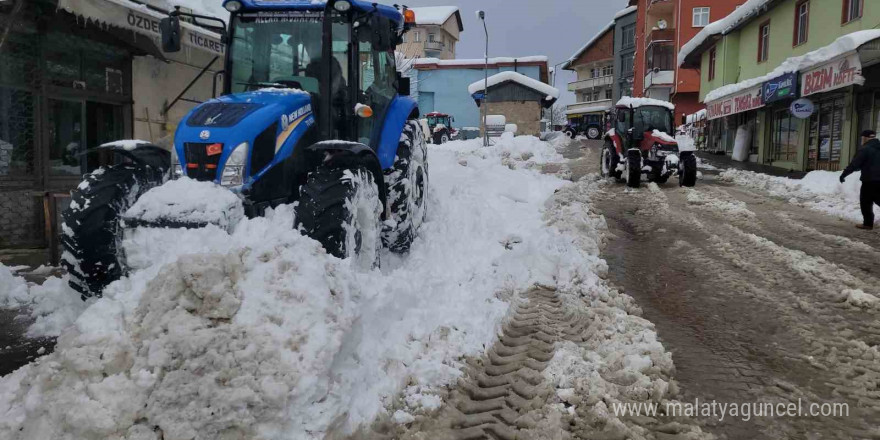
(693, 7, 710, 28)
(0, 87, 35, 177)
(794, 1, 809, 47)
(48, 99, 84, 176)
(708, 47, 717, 81)
(758, 21, 770, 63)
(806, 96, 845, 171)
(842, 0, 863, 24)
(771, 109, 798, 163)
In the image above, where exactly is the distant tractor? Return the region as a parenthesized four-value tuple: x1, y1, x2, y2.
(564, 112, 606, 140)
(61, 0, 429, 299)
(602, 97, 697, 188)
(425, 112, 457, 144)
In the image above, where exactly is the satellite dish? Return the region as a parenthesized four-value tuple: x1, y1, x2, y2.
(658, 19, 668, 30)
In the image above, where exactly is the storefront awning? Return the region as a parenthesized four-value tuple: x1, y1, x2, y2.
(705, 85, 763, 121)
(58, 0, 226, 57)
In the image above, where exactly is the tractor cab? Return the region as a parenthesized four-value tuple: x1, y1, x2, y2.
(425, 112, 456, 144)
(613, 100, 676, 152)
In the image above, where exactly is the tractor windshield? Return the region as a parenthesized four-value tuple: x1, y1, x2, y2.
(427, 116, 446, 126)
(229, 11, 349, 96)
(632, 106, 673, 139)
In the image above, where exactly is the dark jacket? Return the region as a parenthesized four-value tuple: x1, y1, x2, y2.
(842, 138, 880, 182)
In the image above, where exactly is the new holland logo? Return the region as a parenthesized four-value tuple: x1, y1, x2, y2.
(200, 130, 211, 140)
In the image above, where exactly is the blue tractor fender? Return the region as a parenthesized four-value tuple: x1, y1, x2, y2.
(305, 141, 388, 218)
(376, 95, 419, 170)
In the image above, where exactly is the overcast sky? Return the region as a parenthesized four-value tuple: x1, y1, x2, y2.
(403, 0, 630, 105)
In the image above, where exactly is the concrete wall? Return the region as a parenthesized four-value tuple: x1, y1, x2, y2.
(613, 10, 638, 100)
(484, 101, 543, 137)
(132, 48, 222, 151)
(415, 64, 543, 128)
(401, 24, 458, 60)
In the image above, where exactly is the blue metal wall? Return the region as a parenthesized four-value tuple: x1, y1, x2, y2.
(414, 65, 542, 129)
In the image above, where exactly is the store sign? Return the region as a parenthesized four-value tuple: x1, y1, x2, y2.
(790, 98, 815, 119)
(762, 72, 798, 103)
(706, 86, 764, 120)
(58, 0, 226, 56)
(801, 52, 862, 97)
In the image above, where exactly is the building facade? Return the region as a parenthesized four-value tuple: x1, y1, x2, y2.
(563, 22, 616, 122)
(0, 0, 222, 260)
(412, 57, 550, 129)
(469, 73, 559, 137)
(613, 6, 638, 101)
(399, 6, 463, 60)
(632, 0, 746, 122)
(681, 0, 880, 172)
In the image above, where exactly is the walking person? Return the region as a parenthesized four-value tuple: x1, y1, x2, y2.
(840, 130, 880, 230)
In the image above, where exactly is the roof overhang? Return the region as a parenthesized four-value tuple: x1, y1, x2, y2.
(680, 34, 721, 69)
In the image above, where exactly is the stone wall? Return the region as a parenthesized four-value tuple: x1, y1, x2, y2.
(484, 101, 543, 137)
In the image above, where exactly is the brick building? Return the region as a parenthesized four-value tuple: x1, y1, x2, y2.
(632, 0, 747, 123)
(468, 72, 560, 136)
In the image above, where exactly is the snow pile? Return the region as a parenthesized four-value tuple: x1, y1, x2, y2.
(652, 129, 676, 143)
(0, 135, 571, 439)
(468, 71, 560, 99)
(704, 30, 880, 102)
(616, 96, 675, 110)
(0, 266, 86, 338)
(433, 133, 565, 169)
(719, 169, 878, 222)
(0, 265, 29, 307)
(678, 0, 775, 66)
(100, 140, 152, 151)
(675, 134, 697, 152)
(125, 178, 245, 231)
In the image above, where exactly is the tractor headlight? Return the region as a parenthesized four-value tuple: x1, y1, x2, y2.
(225, 1, 242, 12)
(221, 142, 248, 186)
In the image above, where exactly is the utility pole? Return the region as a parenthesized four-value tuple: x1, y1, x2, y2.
(479, 10, 489, 147)
(550, 60, 567, 129)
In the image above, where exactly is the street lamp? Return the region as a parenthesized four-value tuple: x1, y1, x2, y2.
(478, 10, 489, 147)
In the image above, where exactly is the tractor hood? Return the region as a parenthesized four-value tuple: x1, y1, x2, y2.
(174, 89, 316, 186)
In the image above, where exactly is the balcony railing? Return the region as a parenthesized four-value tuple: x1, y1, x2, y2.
(646, 41, 675, 72)
(568, 75, 614, 92)
(644, 69, 674, 88)
(646, 28, 675, 47)
(424, 41, 445, 51)
(566, 99, 613, 115)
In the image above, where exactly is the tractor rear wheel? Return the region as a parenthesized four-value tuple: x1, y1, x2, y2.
(680, 151, 697, 187)
(625, 150, 642, 189)
(295, 166, 383, 269)
(61, 164, 166, 300)
(384, 120, 429, 252)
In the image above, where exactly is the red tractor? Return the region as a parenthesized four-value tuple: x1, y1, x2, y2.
(425, 112, 457, 144)
(602, 98, 697, 188)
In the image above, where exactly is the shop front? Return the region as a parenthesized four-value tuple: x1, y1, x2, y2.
(704, 85, 764, 157)
(762, 72, 800, 168)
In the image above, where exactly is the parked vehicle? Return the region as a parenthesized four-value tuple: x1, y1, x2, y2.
(425, 112, 457, 144)
(61, 0, 429, 299)
(564, 112, 606, 140)
(601, 97, 697, 188)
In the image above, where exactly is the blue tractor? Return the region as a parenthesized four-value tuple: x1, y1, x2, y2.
(61, 0, 429, 299)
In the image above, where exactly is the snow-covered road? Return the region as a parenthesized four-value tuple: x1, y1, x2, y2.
(0, 135, 705, 440)
(575, 140, 880, 439)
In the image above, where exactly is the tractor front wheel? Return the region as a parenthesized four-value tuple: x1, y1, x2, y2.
(625, 150, 642, 189)
(384, 120, 429, 253)
(295, 166, 383, 269)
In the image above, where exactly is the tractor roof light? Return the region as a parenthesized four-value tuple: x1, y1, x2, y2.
(225, 0, 242, 12)
(404, 9, 416, 24)
(333, 0, 351, 12)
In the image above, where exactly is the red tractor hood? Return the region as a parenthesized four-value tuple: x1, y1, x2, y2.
(640, 130, 678, 150)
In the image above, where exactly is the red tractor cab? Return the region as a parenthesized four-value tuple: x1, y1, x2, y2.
(425, 112, 457, 144)
(602, 97, 697, 188)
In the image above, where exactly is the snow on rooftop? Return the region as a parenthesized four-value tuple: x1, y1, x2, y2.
(564, 103, 612, 116)
(616, 96, 676, 110)
(614, 5, 637, 20)
(414, 56, 549, 67)
(468, 71, 560, 99)
(409, 6, 459, 26)
(564, 21, 614, 67)
(678, 0, 775, 66)
(147, 0, 228, 20)
(704, 30, 880, 102)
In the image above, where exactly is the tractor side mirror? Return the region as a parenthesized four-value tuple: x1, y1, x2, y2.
(398, 75, 411, 96)
(160, 16, 182, 53)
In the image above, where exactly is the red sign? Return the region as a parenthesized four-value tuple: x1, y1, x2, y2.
(801, 52, 862, 97)
(706, 86, 764, 120)
(206, 143, 223, 156)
